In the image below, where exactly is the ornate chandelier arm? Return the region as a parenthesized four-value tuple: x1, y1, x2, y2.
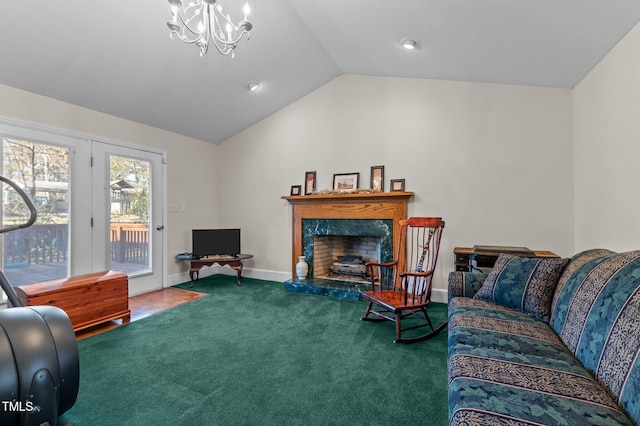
(211, 11, 252, 45)
(184, 3, 211, 37)
(168, 2, 209, 42)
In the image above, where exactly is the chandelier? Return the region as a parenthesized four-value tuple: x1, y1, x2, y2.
(167, 0, 253, 57)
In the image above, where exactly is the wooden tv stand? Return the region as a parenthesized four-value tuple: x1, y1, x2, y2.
(15, 271, 131, 332)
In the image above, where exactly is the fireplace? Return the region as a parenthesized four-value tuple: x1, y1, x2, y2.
(314, 236, 378, 281)
(282, 191, 413, 299)
(302, 219, 393, 282)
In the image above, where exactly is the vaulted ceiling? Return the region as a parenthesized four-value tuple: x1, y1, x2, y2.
(1, 1, 640, 144)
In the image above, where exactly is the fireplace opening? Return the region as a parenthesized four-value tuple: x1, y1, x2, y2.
(313, 235, 380, 283)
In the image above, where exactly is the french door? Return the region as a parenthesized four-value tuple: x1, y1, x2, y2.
(0, 120, 165, 298)
(91, 141, 165, 295)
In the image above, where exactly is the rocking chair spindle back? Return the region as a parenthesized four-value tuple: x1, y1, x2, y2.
(361, 217, 446, 343)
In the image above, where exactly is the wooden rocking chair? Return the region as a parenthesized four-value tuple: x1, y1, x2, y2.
(361, 217, 447, 343)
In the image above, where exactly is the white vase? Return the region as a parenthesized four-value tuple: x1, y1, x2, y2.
(296, 256, 309, 280)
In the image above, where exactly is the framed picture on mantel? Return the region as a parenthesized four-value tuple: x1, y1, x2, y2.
(333, 172, 360, 192)
(305, 171, 316, 195)
(390, 179, 405, 192)
(370, 166, 384, 191)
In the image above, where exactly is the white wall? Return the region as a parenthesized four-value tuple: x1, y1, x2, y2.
(573, 21, 640, 253)
(217, 75, 575, 295)
(0, 83, 220, 280)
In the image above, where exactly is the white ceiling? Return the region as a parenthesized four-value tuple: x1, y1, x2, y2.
(1, 0, 639, 145)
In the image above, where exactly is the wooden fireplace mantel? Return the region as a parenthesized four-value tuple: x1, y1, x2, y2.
(281, 191, 413, 204)
(282, 192, 414, 278)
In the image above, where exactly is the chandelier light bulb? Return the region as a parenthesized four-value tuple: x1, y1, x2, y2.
(243, 3, 251, 20)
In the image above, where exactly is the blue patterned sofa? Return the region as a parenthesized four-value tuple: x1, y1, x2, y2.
(447, 249, 640, 425)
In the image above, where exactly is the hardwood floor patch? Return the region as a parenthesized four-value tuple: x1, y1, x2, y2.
(76, 287, 206, 340)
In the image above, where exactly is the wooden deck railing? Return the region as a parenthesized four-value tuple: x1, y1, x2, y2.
(3, 224, 68, 266)
(3, 223, 149, 266)
(110, 224, 149, 265)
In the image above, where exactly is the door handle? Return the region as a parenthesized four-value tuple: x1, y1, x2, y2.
(156, 225, 164, 231)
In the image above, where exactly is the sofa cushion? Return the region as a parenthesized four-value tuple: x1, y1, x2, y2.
(550, 250, 640, 424)
(551, 248, 616, 315)
(449, 298, 583, 372)
(473, 254, 569, 321)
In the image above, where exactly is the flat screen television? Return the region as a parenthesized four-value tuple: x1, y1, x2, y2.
(192, 228, 241, 258)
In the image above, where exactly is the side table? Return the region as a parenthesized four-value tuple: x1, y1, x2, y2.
(454, 246, 558, 272)
(185, 254, 253, 287)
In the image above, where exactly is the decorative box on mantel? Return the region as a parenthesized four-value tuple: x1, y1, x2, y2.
(281, 192, 414, 298)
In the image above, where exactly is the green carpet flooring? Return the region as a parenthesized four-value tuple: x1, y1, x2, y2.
(61, 275, 449, 425)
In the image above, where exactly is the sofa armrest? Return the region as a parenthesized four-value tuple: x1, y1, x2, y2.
(448, 271, 489, 302)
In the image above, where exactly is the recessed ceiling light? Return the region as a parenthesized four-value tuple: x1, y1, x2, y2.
(246, 80, 261, 92)
(401, 38, 419, 50)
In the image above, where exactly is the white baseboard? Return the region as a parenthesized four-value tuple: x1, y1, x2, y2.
(167, 265, 220, 287)
(214, 266, 291, 282)
(431, 288, 448, 304)
(167, 266, 290, 287)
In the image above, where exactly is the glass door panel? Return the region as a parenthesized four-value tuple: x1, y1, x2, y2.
(109, 155, 151, 275)
(1, 138, 70, 286)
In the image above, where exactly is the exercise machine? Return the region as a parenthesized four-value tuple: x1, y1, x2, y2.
(0, 176, 79, 426)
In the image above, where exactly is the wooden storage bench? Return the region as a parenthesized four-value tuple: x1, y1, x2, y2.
(15, 271, 131, 332)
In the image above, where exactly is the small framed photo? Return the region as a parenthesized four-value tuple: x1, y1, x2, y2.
(304, 171, 316, 195)
(390, 179, 405, 192)
(333, 172, 360, 192)
(370, 166, 384, 191)
(290, 185, 302, 196)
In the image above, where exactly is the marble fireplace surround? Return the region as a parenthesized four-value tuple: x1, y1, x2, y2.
(304, 219, 394, 279)
(282, 192, 414, 291)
